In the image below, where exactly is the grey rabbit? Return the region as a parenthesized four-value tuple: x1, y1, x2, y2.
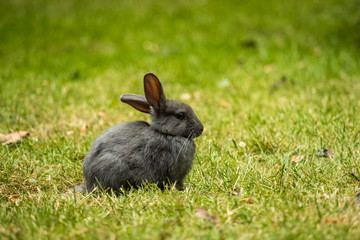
(80, 73, 203, 192)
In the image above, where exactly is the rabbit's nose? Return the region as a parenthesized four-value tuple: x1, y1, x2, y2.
(198, 124, 204, 134)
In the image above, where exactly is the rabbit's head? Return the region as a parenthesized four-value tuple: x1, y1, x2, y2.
(120, 73, 203, 139)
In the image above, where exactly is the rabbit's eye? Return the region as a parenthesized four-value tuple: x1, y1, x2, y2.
(176, 112, 185, 120)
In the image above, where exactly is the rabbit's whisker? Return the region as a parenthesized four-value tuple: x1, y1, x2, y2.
(175, 130, 194, 162)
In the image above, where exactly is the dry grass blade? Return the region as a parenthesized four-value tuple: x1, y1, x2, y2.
(291, 155, 303, 163)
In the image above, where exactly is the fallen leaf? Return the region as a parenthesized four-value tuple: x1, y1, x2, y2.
(243, 198, 254, 204)
(194, 207, 219, 224)
(326, 149, 334, 158)
(324, 218, 338, 224)
(80, 123, 88, 135)
(0, 131, 29, 145)
(180, 93, 191, 101)
(74, 154, 86, 161)
(219, 100, 230, 108)
(9, 224, 20, 233)
(323, 218, 347, 224)
(291, 155, 303, 163)
(98, 112, 109, 121)
(9, 195, 20, 203)
(274, 164, 280, 168)
(316, 148, 333, 158)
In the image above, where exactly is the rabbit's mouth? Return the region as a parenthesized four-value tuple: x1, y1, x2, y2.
(189, 127, 203, 139)
(191, 130, 202, 139)
(191, 123, 204, 139)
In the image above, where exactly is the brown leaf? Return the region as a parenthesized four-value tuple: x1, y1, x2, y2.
(9, 224, 20, 233)
(317, 148, 333, 158)
(243, 198, 254, 204)
(0, 131, 29, 145)
(74, 154, 86, 161)
(194, 207, 219, 223)
(291, 155, 303, 163)
(98, 112, 109, 121)
(323, 218, 347, 224)
(10, 195, 20, 203)
(80, 123, 88, 135)
(219, 100, 230, 108)
(326, 149, 334, 158)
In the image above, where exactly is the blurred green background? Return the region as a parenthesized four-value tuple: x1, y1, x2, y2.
(1, 0, 360, 239)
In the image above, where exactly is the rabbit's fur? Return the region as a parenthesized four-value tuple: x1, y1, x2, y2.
(82, 73, 203, 192)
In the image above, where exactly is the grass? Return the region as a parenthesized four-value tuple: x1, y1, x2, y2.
(1, 0, 360, 239)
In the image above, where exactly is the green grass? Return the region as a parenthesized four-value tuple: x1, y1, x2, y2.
(1, 0, 360, 239)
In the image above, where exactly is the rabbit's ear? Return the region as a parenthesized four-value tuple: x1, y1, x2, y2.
(144, 73, 166, 109)
(120, 94, 150, 113)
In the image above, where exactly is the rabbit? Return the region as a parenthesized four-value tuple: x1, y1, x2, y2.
(81, 73, 203, 193)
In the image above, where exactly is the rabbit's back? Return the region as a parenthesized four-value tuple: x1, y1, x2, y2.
(83, 121, 196, 191)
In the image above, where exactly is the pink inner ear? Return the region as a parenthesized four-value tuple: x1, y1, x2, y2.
(144, 73, 165, 108)
(120, 94, 151, 113)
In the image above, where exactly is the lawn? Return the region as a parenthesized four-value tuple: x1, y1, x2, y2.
(1, 0, 360, 239)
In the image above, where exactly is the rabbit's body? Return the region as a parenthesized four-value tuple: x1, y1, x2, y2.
(83, 121, 196, 191)
(82, 73, 203, 192)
